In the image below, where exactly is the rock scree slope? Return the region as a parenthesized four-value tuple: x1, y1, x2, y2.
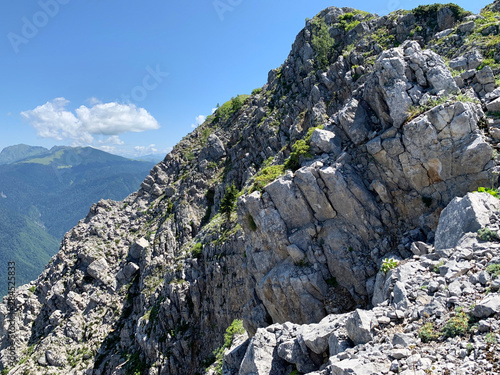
(2, 2, 500, 374)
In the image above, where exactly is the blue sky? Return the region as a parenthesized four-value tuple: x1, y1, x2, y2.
(0, 0, 491, 158)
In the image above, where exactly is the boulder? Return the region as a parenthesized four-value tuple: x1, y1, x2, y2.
(87, 258, 109, 281)
(238, 328, 286, 375)
(223, 333, 250, 375)
(345, 309, 377, 345)
(337, 98, 371, 144)
(435, 193, 500, 250)
(329, 359, 384, 375)
(130, 238, 149, 259)
(309, 129, 341, 155)
(472, 295, 500, 318)
(199, 134, 226, 161)
(301, 315, 341, 354)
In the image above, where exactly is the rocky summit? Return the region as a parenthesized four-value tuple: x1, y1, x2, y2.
(2, 2, 500, 375)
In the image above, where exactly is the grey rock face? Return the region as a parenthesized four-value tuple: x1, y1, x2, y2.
(365, 41, 458, 128)
(472, 295, 500, 318)
(435, 193, 500, 250)
(200, 134, 226, 161)
(238, 328, 286, 375)
(87, 258, 109, 281)
(309, 129, 341, 155)
(329, 359, 384, 375)
(2, 4, 500, 375)
(345, 309, 377, 345)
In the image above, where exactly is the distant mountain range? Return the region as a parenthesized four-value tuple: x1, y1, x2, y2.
(0, 144, 157, 295)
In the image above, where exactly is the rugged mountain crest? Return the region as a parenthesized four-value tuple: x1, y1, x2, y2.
(2, 2, 500, 374)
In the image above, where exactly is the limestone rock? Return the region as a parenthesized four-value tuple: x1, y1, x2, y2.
(345, 309, 377, 345)
(309, 129, 341, 155)
(435, 193, 500, 250)
(87, 258, 109, 281)
(472, 295, 500, 318)
(238, 328, 286, 375)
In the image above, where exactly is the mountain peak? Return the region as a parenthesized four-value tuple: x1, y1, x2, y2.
(0, 144, 49, 164)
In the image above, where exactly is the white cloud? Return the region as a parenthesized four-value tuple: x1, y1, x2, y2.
(21, 97, 160, 145)
(134, 144, 158, 154)
(87, 97, 101, 105)
(191, 114, 206, 128)
(98, 135, 124, 145)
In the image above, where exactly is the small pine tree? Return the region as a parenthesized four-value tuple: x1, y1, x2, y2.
(220, 183, 238, 219)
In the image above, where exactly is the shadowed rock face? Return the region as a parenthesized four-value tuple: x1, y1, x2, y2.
(2, 2, 500, 375)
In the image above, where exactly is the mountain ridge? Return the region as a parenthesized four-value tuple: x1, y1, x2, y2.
(1, 2, 500, 374)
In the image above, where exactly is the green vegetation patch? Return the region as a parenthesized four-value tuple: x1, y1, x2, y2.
(310, 16, 335, 70)
(441, 308, 469, 338)
(339, 13, 360, 33)
(419, 322, 440, 342)
(220, 183, 239, 219)
(210, 320, 245, 375)
(478, 227, 500, 242)
(486, 263, 500, 278)
(250, 164, 285, 193)
(371, 26, 396, 49)
(474, 187, 499, 198)
(284, 139, 311, 172)
(190, 242, 203, 259)
(380, 258, 398, 274)
(407, 93, 480, 122)
(412, 3, 471, 21)
(213, 95, 249, 124)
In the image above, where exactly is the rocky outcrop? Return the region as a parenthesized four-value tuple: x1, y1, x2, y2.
(1, 2, 500, 375)
(225, 192, 500, 375)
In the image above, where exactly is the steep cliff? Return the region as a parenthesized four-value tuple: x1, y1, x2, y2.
(2, 2, 500, 375)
